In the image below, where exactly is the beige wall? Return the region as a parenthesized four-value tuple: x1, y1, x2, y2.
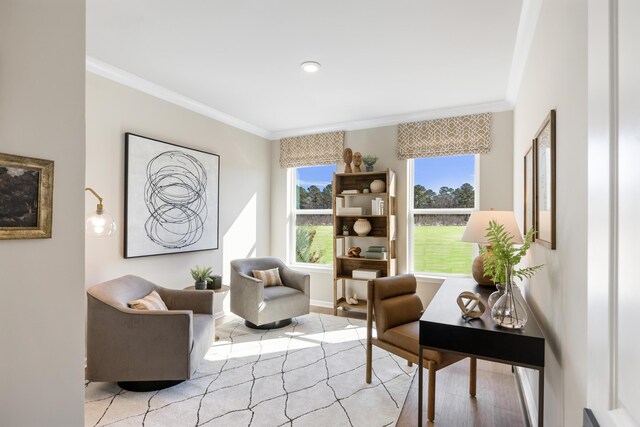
(270, 111, 514, 307)
(512, 0, 587, 424)
(0, 1, 86, 425)
(85, 74, 271, 293)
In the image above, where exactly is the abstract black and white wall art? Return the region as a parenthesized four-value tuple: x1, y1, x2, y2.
(124, 133, 220, 258)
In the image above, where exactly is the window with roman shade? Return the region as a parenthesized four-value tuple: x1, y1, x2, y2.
(279, 131, 345, 168)
(397, 113, 492, 160)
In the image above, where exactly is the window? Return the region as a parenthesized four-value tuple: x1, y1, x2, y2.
(409, 155, 478, 275)
(291, 165, 336, 265)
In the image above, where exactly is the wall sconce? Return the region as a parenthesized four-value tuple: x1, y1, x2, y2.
(85, 187, 116, 237)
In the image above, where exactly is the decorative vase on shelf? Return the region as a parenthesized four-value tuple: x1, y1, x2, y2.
(370, 179, 385, 193)
(488, 283, 506, 308)
(365, 165, 374, 172)
(353, 218, 372, 236)
(491, 264, 528, 329)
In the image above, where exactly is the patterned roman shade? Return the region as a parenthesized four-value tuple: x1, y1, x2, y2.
(397, 113, 492, 160)
(279, 131, 345, 168)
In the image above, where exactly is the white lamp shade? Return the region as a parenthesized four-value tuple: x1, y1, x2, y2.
(461, 210, 523, 244)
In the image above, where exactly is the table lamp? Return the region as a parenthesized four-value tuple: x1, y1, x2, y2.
(461, 210, 523, 285)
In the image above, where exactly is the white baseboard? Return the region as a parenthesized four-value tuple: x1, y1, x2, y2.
(310, 299, 334, 309)
(515, 366, 538, 427)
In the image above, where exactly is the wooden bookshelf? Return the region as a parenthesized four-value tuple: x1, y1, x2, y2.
(332, 168, 397, 315)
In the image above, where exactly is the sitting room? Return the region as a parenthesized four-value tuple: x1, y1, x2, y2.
(1, 1, 636, 427)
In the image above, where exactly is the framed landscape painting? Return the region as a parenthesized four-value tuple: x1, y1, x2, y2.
(124, 133, 220, 258)
(0, 153, 54, 239)
(534, 110, 556, 249)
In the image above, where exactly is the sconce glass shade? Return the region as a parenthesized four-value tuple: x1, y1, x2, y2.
(85, 187, 116, 238)
(85, 209, 116, 237)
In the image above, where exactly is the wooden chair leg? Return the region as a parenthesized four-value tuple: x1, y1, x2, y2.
(365, 342, 372, 383)
(407, 360, 413, 367)
(428, 361, 436, 422)
(469, 357, 477, 397)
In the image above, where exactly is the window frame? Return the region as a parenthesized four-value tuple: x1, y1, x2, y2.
(408, 155, 480, 277)
(287, 166, 335, 268)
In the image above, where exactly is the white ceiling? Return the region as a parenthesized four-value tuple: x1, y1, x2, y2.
(87, 0, 527, 139)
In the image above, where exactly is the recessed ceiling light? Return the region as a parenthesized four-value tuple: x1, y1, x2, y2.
(301, 61, 321, 73)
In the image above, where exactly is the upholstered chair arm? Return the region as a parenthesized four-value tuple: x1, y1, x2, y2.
(86, 295, 193, 381)
(157, 288, 214, 314)
(230, 269, 264, 302)
(280, 266, 310, 296)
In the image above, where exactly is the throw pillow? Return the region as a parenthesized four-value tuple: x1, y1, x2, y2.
(252, 268, 283, 287)
(128, 290, 169, 311)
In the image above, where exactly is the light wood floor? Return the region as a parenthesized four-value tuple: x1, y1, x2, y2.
(220, 306, 528, 427)
(396, 359, 528, 427)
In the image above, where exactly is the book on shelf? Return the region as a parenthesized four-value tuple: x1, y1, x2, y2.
(367, 246, 386, 252)
(371, 197, 385, 215)
(352, 269, 381, 280)
(364, 251, 387, 260)
(337, 207, 362, 216)
(341, 189, 359, 194)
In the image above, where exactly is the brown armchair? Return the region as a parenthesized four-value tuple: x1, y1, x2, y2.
(366, 274, 477, 422)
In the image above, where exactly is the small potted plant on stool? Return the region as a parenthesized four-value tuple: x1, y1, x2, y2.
(191, 266, 213, 290)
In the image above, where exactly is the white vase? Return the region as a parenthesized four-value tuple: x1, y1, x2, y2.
(353, 218, 372, 236)
(370, 179, 385, 193)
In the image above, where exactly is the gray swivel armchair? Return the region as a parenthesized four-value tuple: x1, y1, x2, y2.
(230, 257, 310, 329)
(86, 275, 215, 391)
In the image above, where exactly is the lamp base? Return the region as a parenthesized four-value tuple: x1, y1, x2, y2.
(472, 254, 494, 286)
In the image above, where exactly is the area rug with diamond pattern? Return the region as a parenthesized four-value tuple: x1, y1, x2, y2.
(85, 313, 415, 427)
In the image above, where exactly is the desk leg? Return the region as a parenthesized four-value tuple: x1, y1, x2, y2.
(538, 367, 544, 427)
(418, 346, 423, 427)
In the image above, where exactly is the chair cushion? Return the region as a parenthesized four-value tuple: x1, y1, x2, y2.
(127, 290, 168, 311)
(263, 285, 301, 301)
(382, 321, 445, 365)
(253, 268, 283, 287)
(375, 293, 423, 334)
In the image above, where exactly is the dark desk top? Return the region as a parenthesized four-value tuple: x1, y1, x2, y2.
(419, 278, 545, 369)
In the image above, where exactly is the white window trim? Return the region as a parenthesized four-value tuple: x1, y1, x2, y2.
(287, 167, 334, 269)
(407, 155, 480, 277)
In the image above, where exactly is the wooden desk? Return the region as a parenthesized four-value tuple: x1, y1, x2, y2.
(418, 278, 545, 426)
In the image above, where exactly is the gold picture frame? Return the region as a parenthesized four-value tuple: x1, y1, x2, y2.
(0, 153, 54, 239)
(524, 144, 535, 238)
(533, 110, 556, 249)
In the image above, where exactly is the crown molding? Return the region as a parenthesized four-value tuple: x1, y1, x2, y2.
(269, 100, 513, 140)
(505, 0, 542, 105)
(86, 56, 274, 140)
(87, 56, 517, 142)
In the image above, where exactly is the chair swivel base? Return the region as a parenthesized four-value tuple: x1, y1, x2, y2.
(245, 318, 292, 330)
(118, 380, 184, 392)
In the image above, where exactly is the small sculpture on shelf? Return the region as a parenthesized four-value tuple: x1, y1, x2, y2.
(342, 225, 349, 236)
(347, 246, 362, 257)
(362, 155, 378, 172)
(353, 152, 363, 173)
(343, 148, 353, 173)
(346, 293, 359, 305)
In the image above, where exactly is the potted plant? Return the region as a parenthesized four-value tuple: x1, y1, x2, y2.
(480, 220, 542, 328)
(341, 225, 349, 236)
(191, 265, 213, 290)
(363, 184, 370, 194)
(362, 155, 378, 172)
